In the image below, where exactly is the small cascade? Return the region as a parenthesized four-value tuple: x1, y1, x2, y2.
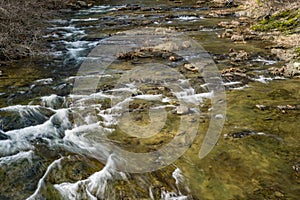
(54, 155, 127, 200)
(0, 109, 71, 156)
(2, 1, 292, 199)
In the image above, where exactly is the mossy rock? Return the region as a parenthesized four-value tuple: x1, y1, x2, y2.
(295, 46, 300, 60)
(252, 8, 300, 33)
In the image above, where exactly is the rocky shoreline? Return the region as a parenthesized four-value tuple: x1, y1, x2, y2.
(211, 0, 300, 77)
(2, 0, 300, 78)
(0, 0, 97, 64)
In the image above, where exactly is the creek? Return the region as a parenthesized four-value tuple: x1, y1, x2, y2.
(0, 1, 299, 199)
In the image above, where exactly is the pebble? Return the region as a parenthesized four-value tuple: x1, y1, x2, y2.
(215, 114, 224, 119)
(183, 63, 198, 72)
(292, 164, 300, 172)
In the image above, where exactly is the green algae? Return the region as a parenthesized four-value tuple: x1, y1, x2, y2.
(252, 9, 300, 33)
(175, 79, 300, 199)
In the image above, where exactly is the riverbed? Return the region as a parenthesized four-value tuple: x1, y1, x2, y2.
(0, 1, 299, 199)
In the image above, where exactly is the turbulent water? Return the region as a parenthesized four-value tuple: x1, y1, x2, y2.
(0, 1, 299, 200)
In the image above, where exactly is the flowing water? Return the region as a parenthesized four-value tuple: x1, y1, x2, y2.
(0, 1, 299, 199)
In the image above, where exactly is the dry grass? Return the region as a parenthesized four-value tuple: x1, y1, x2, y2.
(0, 0, 72, 61)
(0, 0, 299, 61)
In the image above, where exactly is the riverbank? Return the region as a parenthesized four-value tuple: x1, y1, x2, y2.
(0, 0, 96, 64)
(214, 0, 300, 77)
(1, 0, 299, 68)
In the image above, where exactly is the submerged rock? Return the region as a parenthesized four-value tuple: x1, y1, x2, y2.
(230, 130, 255, 138)
(218, 20, 240, 29)
(219, 28, 234, 38)
(292, 163, 300, 172)
(183, 64, 198, 72)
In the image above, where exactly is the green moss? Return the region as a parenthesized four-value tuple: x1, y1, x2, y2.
(295, 47, 300, 55)
(252, 9, 300, 33)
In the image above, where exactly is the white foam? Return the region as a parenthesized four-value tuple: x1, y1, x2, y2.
(274, 76, 286, 80)
(34, 78, 53, 85)
(41, 94, 65, 109)
(65, 74, 112, 81)
(253, 57, 278, 65)
(109, 83, 138, 94)
(63, 30, 86, 39)
(50, 19, 68, 24)
(107, 97, 133, 113)
(64, 41, 90, 48)
(133, 94, 162, 101)
(69, 92, 114, 109)
(49, 51, 63, 57)
(162, 97, 171, 103)
(177, 16, 203, 21)
(78, 5, 118, 15)
(149, 187, 155, 200)
(0, 140, 33, 157)
(161, 191, 189, 200)
(0, 109, 70, 156)
(26, 157, 64, 200)
(252, 75, 273, 84)
(54, 155, 127, 199)
(200, 28, 219, 32)
(230, 85, 250, 90)
(89, 92, 115, 100)
(87, 41, 101, 47)
(152, 105, 176, 110)
(67, 48, 87, 58)
(172, 168, 184, 185)
(71, 18, 99, 22)
(0, 150, 34, 166)
(0, 105, 41, 112)
(0, 105, 55, 124)
(174, 89, 213, 104)
(65, 123, 101, 136)
(223, 81, 242, 86)
(177, 79, 190, 85)
(48, 25, 77, 31)
(200, 83, 209, 88)
(98, 112, 119, 127)
(42, 33, 60, 38)
(61, 118, 114, 157)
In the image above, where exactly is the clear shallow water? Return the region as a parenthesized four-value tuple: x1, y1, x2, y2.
(0, 1, 299, 200)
